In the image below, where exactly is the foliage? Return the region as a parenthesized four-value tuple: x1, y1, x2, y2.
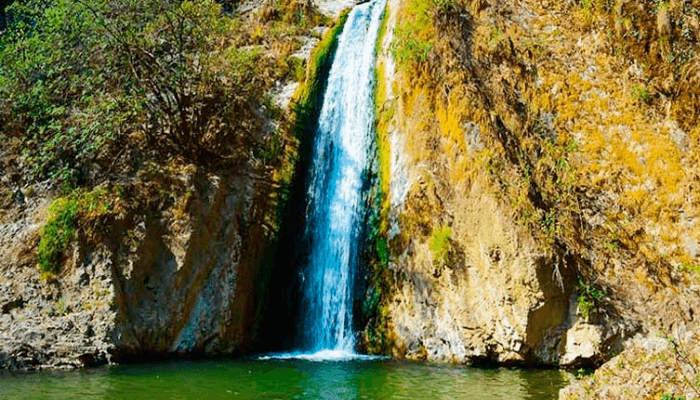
(679, 263, 700, 276)
(577, 280, 604, 319)
(429, 225, 452, 267)
(55, 297, 68, 316)
(631, 84, 652, 103)
(291, 9, 349, 123)
(37, 187, 110, 273)
(360, 1, 397, 355)
(660, 394, 686, 400)
(362, 286, 381, 321)
(374, 15, 392, 225)
(391, 0, 434, 66)
(574, 367, 594, 380)
(2, 0, 330, 280)
(0, 0, 121, 183)
(0, 0, 320, 187)
(38, 197, 79, 273)
(362, 208, 396, 354)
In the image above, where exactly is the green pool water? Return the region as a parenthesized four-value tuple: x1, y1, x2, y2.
(0, 358, 569, 399)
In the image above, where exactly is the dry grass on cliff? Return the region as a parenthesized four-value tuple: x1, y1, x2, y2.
(378, 0, 700, 370)
(390, 0, 700, 292)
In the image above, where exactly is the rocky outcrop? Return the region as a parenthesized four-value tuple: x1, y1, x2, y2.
(0, 168, 278, 370)
(366, 2, 700, 400)
(368, 0, 660, 369)
(380, 174, 630, 367)
(0, 0, 345, 371)
(108, 172, 274, 360)
(561, 324, 700, 400)
(0, 185, 115, 369)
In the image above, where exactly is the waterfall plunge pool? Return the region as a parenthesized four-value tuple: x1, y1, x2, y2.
(0, 358, 568, 399)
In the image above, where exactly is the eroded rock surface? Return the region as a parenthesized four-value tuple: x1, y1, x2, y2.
(561, 327, 700, 400)
(0, 189, 116, 370)
(369, 0, 672, 369)
(0, 171, 276, 370)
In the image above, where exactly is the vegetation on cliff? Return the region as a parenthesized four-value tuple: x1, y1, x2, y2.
(359, 1, 397, 355)
(390, 0, 699, 321)
(373, 0, 700, 393)
(1, 0, 360, 369)
(0, 0, 331, 275)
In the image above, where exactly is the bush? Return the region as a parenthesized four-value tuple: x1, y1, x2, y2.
(37, 197, 79, 273)
(391, 0, 433, 66)
(0, 0, 304, 184)
(429, 225, 452, 267)
(292, 9, 349, 113)
(631, 84, 652, 103)
(37, 187, 109, 273)
(577, 280, 604, 319)
(0, 0, 116, 182)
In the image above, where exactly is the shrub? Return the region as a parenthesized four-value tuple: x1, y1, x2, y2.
(37, 197, 80, 273)
(429, 225, 452, 266)
(660, 394, 685, 400)
(577, 280, 604, 319)
(391, 0, 433, 66)
(1, 0, 310, 184)
(292, 9, 349, 113)
(37, 187, 109, 273)
(631, 84, 652, 103)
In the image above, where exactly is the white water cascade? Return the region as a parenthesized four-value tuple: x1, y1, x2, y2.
(296, 0, 385, 359)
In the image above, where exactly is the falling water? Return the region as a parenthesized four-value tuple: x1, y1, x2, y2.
(297, 0, 385, 357)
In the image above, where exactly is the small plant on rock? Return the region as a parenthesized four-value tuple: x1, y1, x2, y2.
(631, 84, 652, 103)
(37, 187, 110, 274)
(577, 279, 604, 319)
(429, 225, 452, 267)
(37, 198, 80, 274)
(660, 394, 686, 400)
(55, 297, 69, 316)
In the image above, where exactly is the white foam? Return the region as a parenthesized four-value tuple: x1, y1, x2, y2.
(258, 350, 384, 362)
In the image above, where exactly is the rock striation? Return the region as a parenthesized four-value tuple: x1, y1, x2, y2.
(0, 171, 277, 370)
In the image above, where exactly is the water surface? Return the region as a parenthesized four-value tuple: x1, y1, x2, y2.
(0, 358, 568, 399)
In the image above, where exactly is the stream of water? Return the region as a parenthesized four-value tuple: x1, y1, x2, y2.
(297, 0, 386, 355)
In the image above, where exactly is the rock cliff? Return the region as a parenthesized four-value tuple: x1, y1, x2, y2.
(366, 0, 593, 368)
(0, 166, 279, 369)
(0, 0, 342, 370)
(366, 0, 700, 391)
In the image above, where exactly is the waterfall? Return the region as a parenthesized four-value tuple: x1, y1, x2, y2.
(297, 0, 385, 355)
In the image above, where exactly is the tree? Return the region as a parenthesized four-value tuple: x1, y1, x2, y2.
(0, 0, 273, 185)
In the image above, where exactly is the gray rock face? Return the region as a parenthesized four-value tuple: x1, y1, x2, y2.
(0, 171, 276, 371)
(0, 190, 116, 370)
(386, 235, 589, 366)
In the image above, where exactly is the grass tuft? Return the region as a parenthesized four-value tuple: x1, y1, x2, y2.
(429, 225, 452, 267)
(37, 187, 110, 274)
